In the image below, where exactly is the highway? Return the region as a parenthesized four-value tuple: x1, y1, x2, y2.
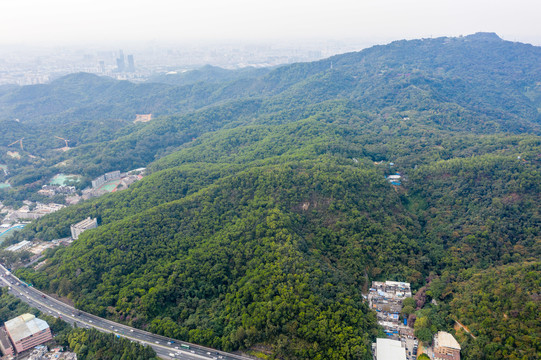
(0, 263, 253, 360)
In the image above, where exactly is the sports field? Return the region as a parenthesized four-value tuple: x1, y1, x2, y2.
(0, 224, 25, 243)
(98, 179, 122, 192)
(50, 174, 81, 186)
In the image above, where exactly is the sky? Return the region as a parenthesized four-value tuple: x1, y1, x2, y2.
(0, 0, 540, 47)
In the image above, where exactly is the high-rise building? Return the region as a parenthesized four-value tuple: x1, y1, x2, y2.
(127, 54, 135, 72)
(116, 50, 125, 72)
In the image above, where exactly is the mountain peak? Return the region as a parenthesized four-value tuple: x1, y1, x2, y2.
(465, 32, 503, 42)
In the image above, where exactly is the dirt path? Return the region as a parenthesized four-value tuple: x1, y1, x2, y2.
(454, 320, 477, 339)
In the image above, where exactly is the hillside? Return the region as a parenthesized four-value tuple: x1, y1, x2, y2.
(5, 34, 541, 359)
(450, 262, 540, 359)
(21, 161, 414, 359)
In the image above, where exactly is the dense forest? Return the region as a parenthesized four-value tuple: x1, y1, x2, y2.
(3, 33, 541, 359)
(449, 262, 540, 359)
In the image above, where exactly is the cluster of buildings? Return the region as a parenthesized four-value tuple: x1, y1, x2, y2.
(373, 333, 460, 360)
(37, 185, 76, 198)
(368, 281, 412, 337)
(0, 314, 52, 356)
(80, 170, 143, 201)
(30, 170, 144, 206)
(0, 41, 354, 86)
(3, 238, 71, 263)
(369, 281, 417, 359)
(369, 280, 461, 360)
(25, 345, 77, 360)
(91, 170, 121, 189)
(1, 202, 65, 223)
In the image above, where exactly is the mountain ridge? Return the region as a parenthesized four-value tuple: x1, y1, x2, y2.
(3, 33, 541, 359)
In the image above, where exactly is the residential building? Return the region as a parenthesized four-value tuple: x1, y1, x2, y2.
(368, 281, 412, 337)
(70, 217, 98, 240)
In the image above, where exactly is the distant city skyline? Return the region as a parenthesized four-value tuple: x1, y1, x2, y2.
(1, 0, 540, 47)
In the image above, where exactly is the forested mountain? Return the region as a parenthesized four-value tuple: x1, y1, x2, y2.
(449, 262, 540, 359)
(2, 32, 541, 189)
(147, 65, 271, 86)
(4, 33, 541, 359)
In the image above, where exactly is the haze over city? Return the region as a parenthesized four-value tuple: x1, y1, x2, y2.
(1, 0, 540, 46)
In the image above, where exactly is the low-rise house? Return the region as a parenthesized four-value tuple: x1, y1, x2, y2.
(368, 281, 412, 336)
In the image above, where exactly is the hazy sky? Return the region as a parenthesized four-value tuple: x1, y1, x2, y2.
(1, 0, 540, 46)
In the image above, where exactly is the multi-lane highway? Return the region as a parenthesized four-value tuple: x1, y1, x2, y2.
(0, 263, 253, 360)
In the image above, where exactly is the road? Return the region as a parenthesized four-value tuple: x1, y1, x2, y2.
(0, 263, 254, 360)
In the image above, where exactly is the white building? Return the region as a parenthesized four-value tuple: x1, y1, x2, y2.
(5, 240, 32, 253)
(373, 338, 406, 360)
(70, 217, 98, 240)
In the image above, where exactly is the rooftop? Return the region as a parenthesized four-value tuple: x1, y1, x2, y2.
(4, 314, 50, 343)
(73, 217, 97, 229)
(4, 240, 31, 252)
(376, 338, 406, 360)
(435, 331, 461, 350)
